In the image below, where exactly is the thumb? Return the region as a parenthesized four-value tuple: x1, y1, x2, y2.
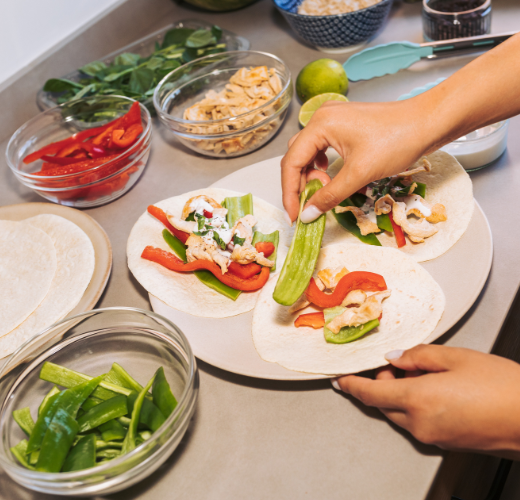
(299, 162, 366, 223)
(385, 344, 460, 373)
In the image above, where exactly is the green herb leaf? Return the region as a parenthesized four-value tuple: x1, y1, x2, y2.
(193, 230, 210, 237)
(185, 212, 196, 222)
(114, 53, 141, 67)
(233, 234, 246, 246)
(146, 56, 165, 71)
(70, 83, 97, 101)
(80, 61, 107, 76)
(161, 28, 195, 49)
(182, 48, 200, 63)
(213, 231, 227, 250)
(129, 67, 155, 93)
(211, 25, 223, 41)
(197, 216, 206, 231)
(43, 78, 84, 92)
(186, 29, 217, 49)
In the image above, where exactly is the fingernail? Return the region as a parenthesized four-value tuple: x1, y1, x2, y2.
(300, 205, 323, 223)
(283, 210, 293, 227)
(385, 349, 405, 361)
(331, 378, 342, 391)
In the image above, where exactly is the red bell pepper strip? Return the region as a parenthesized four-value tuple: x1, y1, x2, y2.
(305, 271, 387, 309)
(294, 312, 325, 329)
(254, 241, 275, 258)
(41, 155, 87, 166)
(147, 206, 189, 244)
(203, 210, 213, 219)
(228, 262, 261, 279)
(111, 124, 143, 149)
(389, 211, 406, 248)
(34, 155, 121, 176)
(141, 246, 270, 291)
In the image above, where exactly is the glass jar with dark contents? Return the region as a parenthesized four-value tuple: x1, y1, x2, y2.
(423, 0, 491, 41)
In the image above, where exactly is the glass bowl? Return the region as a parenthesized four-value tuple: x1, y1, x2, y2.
(0, 307, 198, 496)
(6, 96, 152, 208)
(153, 50, 292, 158)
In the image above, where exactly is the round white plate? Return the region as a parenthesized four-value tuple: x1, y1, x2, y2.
(0, 202, 112, 358)
(150, 155, 493, 380)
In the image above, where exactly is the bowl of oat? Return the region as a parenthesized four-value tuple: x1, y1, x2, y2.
(274, 0, 393, 51)
(153, 51, 292, 157)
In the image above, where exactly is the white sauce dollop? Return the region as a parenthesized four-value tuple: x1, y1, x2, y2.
(404, 195, 432, 217)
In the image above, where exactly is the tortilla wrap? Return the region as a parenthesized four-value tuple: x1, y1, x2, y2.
(323, 150, 473, 262)
(252, 244, 445, 375)
(0, 214, 95, 359)
(127, 188, 292, 318)
(0, 220, 57, 338)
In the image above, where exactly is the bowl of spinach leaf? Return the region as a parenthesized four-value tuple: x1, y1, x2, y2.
(37, 20, 249, 116)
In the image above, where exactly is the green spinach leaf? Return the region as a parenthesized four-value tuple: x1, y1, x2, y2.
(129, 68, 155, 93)
(43, 79, 83, 92)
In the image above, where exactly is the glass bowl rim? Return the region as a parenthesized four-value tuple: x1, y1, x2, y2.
(6, 96, 152, 181)
(423, 0, 491, 16)
(274, 0, 392, 18)
(451, 119, 508, 144)
(0, 306, 197, 481)
(153, 50, 292, 126)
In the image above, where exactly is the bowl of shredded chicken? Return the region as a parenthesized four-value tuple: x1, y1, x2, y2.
(153, 51, 292, 157)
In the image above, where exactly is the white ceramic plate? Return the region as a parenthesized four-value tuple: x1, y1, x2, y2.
(0, 202, 112, 357)
(150, 155, 493, 380)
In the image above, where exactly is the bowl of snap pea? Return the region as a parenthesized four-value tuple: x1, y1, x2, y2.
(0, 307, 198, 496)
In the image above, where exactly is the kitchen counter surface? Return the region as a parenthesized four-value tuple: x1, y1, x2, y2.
(1, 1, 519, 498)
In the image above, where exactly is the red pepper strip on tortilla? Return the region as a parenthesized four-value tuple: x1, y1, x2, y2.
(228, 262, 261, 279)
(294, 312, 325, 329)
(305, 271, 387, 309)
(147, 206, 189, 244)
(389, 211, 406, 248)
(141, 246, 270, 291)
(254, 241, 275, 258)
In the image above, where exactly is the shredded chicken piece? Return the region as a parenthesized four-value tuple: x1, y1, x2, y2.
(298, 0, 381, 15)
(341, 289, 367, 307)
(230, 242, 274, 268)
(327, 290, 391, 334)
(426, 203, 448, 223)
(185, 235, 230, 274)
(334, 206, 380, 235)
(392, 202, 438, 243)
(374, 194, 394, 216)
(289, 278, 325, 314)
(397, 157, 431, 178)
(231, 215, 257, 245)
(181, 195, 223, 220)
(317, 266, 349, 290)
(166, 213, 197, 234)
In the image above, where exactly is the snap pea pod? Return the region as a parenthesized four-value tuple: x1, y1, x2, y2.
(152, 367, 177, 418)
(96, 448, 121, 460)
(222, 193, 254, 227)
(82, 396, 103, 411)
(323, 306, 380, 344)
(99, 419, 127, 442)
(127, 391, 166, 432)
(39, 362, 130, 400)
(96, 439, 123, 451)
(252, 230, 280, 272)
(36, 408, 79, 473)
(27, 376, 104, 453)
(376, 214, 393, 233)
(11, 440, 34, 470)
(38, 386, 60, 416)
(77, 395, 128, 433)
(13, 407, 35, 437)
(273, 180, 326, 306)
(29, 450, 39, 465)
(62, 434, 96, 472)
(122, 374, 156, 455)
(118, 416, 131, 428)
(162, 229, 241, 301)
(105, 363, 144, 394)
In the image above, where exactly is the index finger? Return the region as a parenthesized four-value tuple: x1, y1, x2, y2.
(337, 375, 408, 410)
(281, 126, 330, 221)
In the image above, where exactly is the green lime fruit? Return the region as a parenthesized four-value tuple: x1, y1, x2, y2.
(298, 93, 349, 127)
(296, 59, 349, 103)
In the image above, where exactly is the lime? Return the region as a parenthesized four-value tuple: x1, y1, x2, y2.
(298, 93, 348, 127)
(296, 59, 349, 103)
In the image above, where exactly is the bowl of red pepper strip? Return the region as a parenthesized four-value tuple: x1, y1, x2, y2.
(6, 96, 152, 208)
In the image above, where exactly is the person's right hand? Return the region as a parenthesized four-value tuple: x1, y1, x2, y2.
(281, 98, 442, 224)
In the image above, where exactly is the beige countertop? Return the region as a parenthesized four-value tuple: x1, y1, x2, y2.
(1, 0, 520, 498)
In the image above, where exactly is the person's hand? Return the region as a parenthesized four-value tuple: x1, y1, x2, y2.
(332, 345, 520, 459)
(281, 99, 438, 223)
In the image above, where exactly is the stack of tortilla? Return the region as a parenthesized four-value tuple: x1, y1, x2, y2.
(0, 214, 95, 358)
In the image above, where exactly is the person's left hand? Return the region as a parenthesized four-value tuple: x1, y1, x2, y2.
(333, 344, 520, 459)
